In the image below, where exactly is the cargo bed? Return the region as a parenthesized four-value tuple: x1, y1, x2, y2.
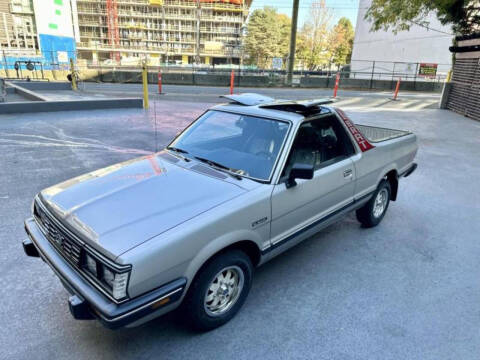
(356, 125, 411, 143)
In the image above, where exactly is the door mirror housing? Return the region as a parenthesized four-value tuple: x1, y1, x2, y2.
(286, 163, 314, 188)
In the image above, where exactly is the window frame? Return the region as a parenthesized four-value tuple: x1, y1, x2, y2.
(278, 113, 357, 182)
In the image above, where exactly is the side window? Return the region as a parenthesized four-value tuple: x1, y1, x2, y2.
(282, 115, 355, 177)
(311, 116, 355, 169)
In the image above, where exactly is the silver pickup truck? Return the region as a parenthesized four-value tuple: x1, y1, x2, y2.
(23, 94, 418, 331)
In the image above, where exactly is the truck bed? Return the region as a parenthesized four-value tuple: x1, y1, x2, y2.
(356, 125, 411, 143)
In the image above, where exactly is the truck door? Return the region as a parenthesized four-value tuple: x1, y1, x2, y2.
(270, 115, 357, 247)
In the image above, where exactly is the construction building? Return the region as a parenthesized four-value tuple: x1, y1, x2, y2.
(1, 0, 77, 72)
(74, 0, 253, 66)
(0, 0, 38, 54)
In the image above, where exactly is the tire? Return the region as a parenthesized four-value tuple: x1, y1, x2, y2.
(356, 180, 391, 228)
(183, 250, 253, 331)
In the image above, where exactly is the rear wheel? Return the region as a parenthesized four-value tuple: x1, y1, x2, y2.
(183, 250, 253, 331)
(356, 180, 391, 228)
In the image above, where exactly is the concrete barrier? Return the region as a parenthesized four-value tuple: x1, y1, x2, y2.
(300, 77, 330, 88)
(10, 81, 71, 91)
(5, 81, 47, 101)
(0, 98, 143, 114)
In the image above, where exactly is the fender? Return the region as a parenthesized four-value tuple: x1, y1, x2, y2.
(183, 229, 263, 291)
(376, 163, 399, 187)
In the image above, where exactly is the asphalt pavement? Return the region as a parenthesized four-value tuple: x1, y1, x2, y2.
(81, 82, 442, 109)
(1, 87, 479, 360)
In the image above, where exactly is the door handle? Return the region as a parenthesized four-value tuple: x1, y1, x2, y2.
(343, 169, 353, 178)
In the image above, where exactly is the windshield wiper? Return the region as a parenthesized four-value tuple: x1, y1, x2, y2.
(166, 146, 191, 162)
(167, 146, 189, 154)
(193, 156, 243, 180)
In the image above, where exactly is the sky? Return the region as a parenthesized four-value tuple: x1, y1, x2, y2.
(249, 0, 360, 27)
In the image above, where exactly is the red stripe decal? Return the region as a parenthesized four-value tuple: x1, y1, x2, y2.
(334, 108, 375, 152)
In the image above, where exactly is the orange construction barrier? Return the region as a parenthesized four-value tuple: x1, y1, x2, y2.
(333, 72, 340, 98)
(230, 70, 235, 95)
(393, 78, 401, 100)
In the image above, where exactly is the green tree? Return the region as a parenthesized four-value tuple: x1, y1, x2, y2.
(296, 1, 333, 71)
(365, 0, 478, 35)
(244, 7, 291, 69)
(330, 17, 355, 66)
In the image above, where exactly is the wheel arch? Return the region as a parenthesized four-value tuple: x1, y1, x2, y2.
(183, 233, 263, 293)
(384, 169, 399, 201)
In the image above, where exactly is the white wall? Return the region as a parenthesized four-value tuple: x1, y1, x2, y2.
(32, 0, 75, 38)
(351, 0, 453, 77)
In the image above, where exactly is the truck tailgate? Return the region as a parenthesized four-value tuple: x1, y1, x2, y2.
(356, 125, 411, 143)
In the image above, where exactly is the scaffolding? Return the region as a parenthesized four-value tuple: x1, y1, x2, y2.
(75, 0, 252, 65)
(106, 0, 120, 61)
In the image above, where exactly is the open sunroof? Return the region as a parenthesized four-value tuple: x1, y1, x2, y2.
(219, 93, 334, 114)
(220, 93, 275, 106)
(259, 99, 334, 112)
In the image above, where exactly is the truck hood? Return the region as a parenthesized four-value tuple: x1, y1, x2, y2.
(39, 153, 247, 259)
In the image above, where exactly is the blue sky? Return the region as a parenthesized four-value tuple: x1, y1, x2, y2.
(249, 0, 360, 27)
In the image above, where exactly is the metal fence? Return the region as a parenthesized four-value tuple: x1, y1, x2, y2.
(0, 49, 450, 87)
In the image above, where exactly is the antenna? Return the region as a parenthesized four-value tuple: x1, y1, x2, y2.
(154, 95, 158, 153)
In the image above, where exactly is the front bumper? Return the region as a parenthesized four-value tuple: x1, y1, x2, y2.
(23, 217, 186, 329)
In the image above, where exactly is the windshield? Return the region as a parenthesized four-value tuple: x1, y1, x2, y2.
(169, 110, 290, 181)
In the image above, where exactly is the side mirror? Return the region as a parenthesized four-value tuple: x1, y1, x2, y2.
(286, 163, 314, 188)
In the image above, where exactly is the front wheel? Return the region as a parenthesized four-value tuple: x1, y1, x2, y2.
(356, 180, 391, 228)
(183, 250, 253, 331)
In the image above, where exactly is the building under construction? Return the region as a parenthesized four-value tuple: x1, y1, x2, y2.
(0, 0, 38, 54)
(75, 0, 253, 66)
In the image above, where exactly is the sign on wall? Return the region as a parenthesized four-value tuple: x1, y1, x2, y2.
(272, 57, 283, 70)
(418, 63, 438, 77)
(57, 51, 68, 63)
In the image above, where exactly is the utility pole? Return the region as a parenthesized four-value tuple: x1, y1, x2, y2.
(287, 0, 299, 85)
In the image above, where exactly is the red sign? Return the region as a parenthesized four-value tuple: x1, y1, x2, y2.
(334, 108, 375, 152)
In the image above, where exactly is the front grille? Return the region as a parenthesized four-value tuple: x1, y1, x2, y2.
(34, 202, 83, 267)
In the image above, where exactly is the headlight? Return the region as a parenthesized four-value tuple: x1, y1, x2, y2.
(81, 252, 131, 301)
(85, 254, 98, 277)
(111, 272, 129, 300)
(102, 266, 129, 300)
(103, 267, 115, 287)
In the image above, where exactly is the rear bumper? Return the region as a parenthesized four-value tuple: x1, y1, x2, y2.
(23, 217, 186, 329)
(401, 163, 417, 178)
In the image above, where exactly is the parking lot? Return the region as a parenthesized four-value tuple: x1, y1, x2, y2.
(1, 87, 480, 360)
